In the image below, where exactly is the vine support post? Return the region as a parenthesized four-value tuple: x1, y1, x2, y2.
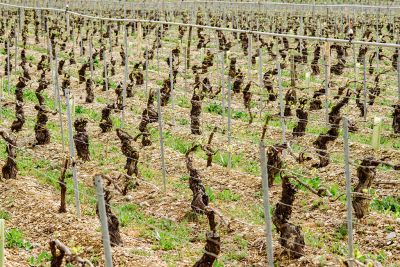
(227, 76, 232, 171)
(371, 117, 383, 150)
(277, 62, 286, 145)
(109, 24, 113, 54)
(156, 36, 160, 74)
(104, 50, 108, 91)
(258, 47, 263, 117)
(258, 47, 263, 88)
(14, 30, 18, 77)
(363, 56, 368, 121)
(145, 47, 149, 97)
(6, 41, 10, 94)
(184, 46, 188, 91)
(0, 219, 3, 267)
(324, 43, 330, 126)
(65, 89, 81, 219)
(169, 52, 175, 126)
(89, 38, 94, 83)
(259, 141, 274, 267)
(121, 24, 128, 128)
(397, 48, 400, 101)
(18, 7, 22, 33)
(353, 43, 358, 90)
(343, 117, 354, 267)
(94, 175, 113, 267)
(220, 52, 225, 120)
(248, 33, 252, 79)
(375, 9, 380, 73)
(156, 87, 167, 193)
(54, 53, 65, 152)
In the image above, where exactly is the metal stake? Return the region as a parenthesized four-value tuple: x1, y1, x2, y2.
(65, 89, 81, 219)
(169, 52, 175, 126)
(54, 54, 65, 152)
(156, 87, 167, 193)
(259, 141, 275, 267)
(94, 175, 113, 267)
(343, 117, 354, 267)
(277, 62, 286, 144)
(227, 76, 232, 170)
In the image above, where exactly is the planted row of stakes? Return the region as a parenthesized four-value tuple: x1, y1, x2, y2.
(0, 2, 399, 266)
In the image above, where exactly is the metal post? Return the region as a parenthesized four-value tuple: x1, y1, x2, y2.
(122, 24, 128, 128)
(343, 117, 354, 267)
(259, 141, 274, 267)
(14, 32, 18, 76)
(109, 25, 113, 53)
(227, 76, 232, 170)
(363, 56, 368, 120)
(54, 54, 65, 152)
(258, 47, 263, 117)
(324, 49, 330, 126)
(18, 8, 21, 33)
(375, 10, 380, 73)
(94, 175, 113, 267)
(89, 38, 94, 82)
(184, 46, 188, 91)
(397, 48, 400, 101)
(65, 89, 81, 219)
(104, 50, 108, 91)
(221, 52, 225, 119)
(145, 47, 149, 96)
(169, 52, 175, 126)
(0, 219, 4, 267)
(6, 41, 10, 94)
(248, 33, 252, 79)
(277, 62, 286, 144)
(156, 87, 167, 193)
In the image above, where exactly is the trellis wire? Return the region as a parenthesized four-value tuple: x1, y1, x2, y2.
(0, 3, 399, 266)
(1, 2, 400, 49)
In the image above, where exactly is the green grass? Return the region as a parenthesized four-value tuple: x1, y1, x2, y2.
(115, 203, 191, 251)
(371, 196, 400, 218)
(5, 228, 33, 250)
(28, 251, 52, 266)
(216, 189, 241, 202)
(0, 210, 11, 220)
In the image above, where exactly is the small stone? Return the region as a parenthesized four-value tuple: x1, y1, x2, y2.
(386, 232, 396, 240)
